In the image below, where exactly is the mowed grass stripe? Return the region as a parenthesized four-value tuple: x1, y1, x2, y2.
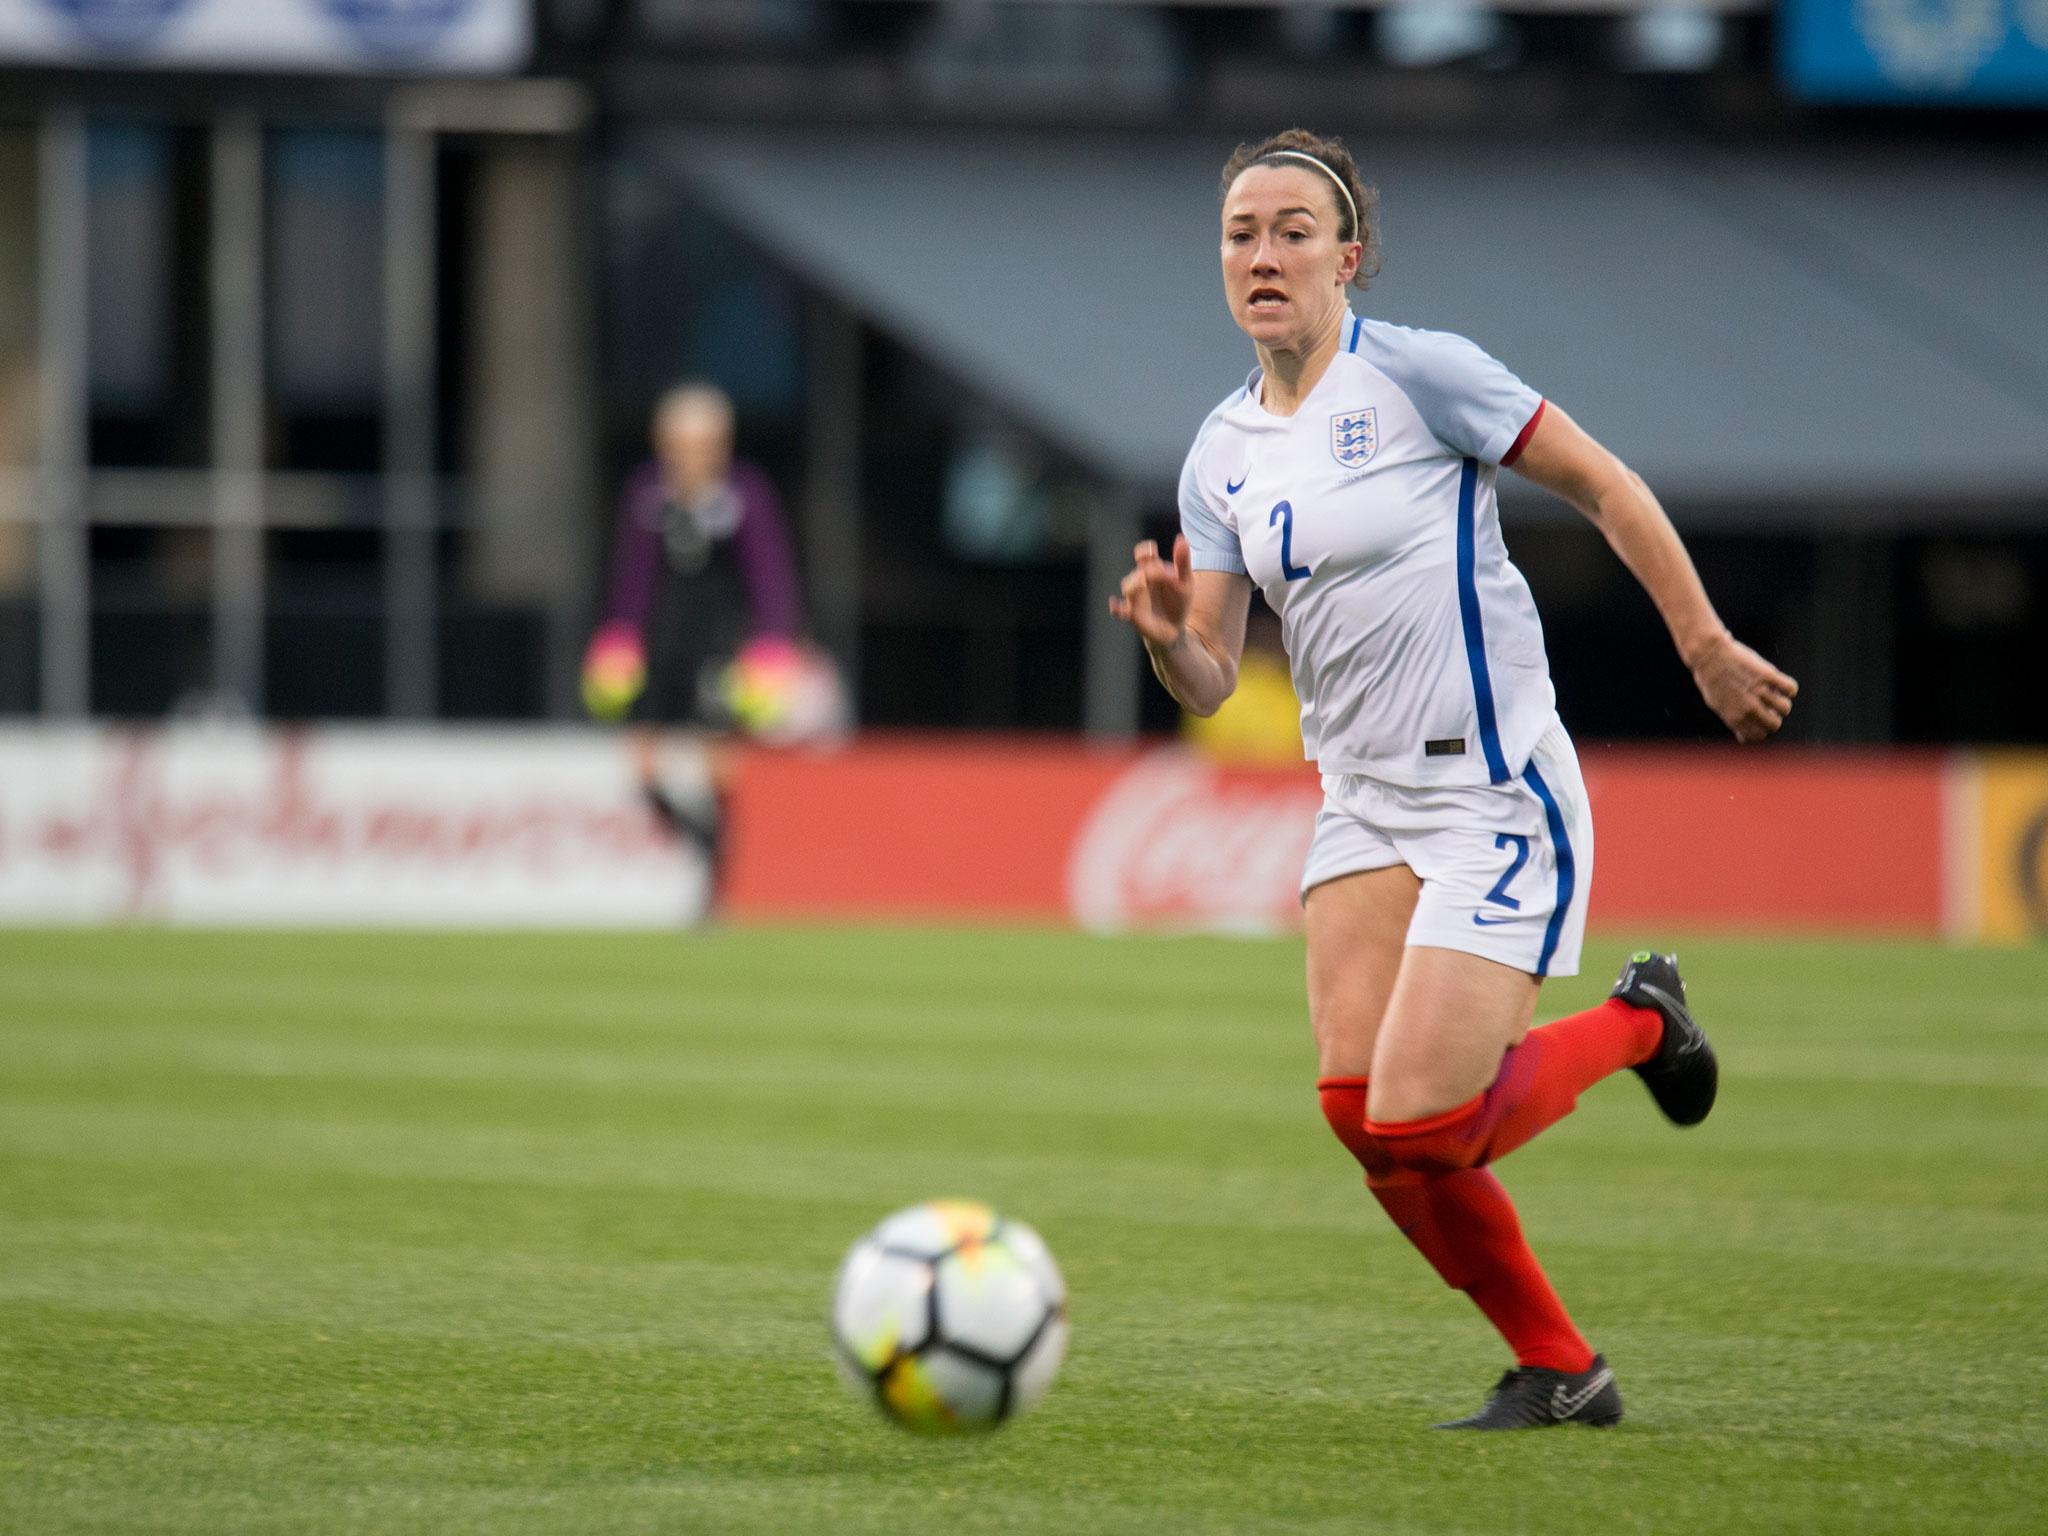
(0, 966, 1307, 1050)
(6, 1049, 2042, 1212)
(14, 1005, 2048, 1100)
(7, 932, 2044, 1088)
(6, 1088, 2044, 1272)
(2, 928, 2045, 1535)
(5, 927, 2040, 1046)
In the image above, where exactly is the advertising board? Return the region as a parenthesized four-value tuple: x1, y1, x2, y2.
(0, 727, 701, 926)
(2, 726, 2023, 941)
(0, 0, 529, 73)
(1782, 0, 2048, 103)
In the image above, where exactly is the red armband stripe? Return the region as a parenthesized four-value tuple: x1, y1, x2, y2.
(1501, 399, 1546, 467)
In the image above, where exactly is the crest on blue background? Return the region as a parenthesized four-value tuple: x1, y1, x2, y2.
(320, 0, 471, 56)
(1330, 408, 1378, 470)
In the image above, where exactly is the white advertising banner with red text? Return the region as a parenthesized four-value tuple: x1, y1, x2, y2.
(0, 726, 1999, 938)
(0, 727, 702, 926)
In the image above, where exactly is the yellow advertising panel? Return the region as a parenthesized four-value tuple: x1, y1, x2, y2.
(1972, 754, 2048, 944)
(1180, 650, 1305, 767)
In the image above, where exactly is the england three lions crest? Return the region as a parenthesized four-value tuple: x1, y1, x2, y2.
(1330, 408, 1378, 470)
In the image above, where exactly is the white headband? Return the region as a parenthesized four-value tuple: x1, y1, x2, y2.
(1261, 150, 1359, 239)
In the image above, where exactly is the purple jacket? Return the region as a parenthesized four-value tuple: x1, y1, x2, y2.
(603, 459, 801, 640)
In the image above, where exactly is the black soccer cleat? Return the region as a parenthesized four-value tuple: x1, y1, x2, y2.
(1613, 950, 1718, 1128)
(1433, 1354, 1624, 1431)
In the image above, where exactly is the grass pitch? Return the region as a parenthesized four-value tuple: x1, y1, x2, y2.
(2, 926, 2043, 1535)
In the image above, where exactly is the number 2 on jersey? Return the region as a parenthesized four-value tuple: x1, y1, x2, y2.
(1268, 501, 1311, 582)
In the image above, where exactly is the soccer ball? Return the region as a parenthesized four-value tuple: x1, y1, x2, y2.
(830, 1199, 1068, 1433)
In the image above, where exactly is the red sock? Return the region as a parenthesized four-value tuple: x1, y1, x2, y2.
(1426, 1168, 1594, 1372)
(1366, 998, 1663, 1173)
(1322, 1076, 1478, 1288)
(1316, 1076, 1377, 1170)
(1318, 1076, 1593, 1372)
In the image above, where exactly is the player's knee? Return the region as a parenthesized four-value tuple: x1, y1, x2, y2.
(1316, 1078, 1391, 1176)
(1365, 1069, 1449, 1125)
(1363, 1084, 1487, 1175)
(1318, 1078, 1477, 1183)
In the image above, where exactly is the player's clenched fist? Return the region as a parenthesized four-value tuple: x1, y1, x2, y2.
(1108, 536, 1194, 648)
(1688, 631, 1799, 744)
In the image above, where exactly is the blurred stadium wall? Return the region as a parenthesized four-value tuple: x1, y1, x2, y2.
(0, 0, 2043, 935)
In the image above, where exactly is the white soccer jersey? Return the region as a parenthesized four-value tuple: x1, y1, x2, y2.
(1180, 313, 1552, 788)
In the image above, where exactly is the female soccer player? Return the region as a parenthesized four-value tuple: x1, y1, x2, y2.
(1110, 130, 1798, 1429)
(591, 382, 801, 909)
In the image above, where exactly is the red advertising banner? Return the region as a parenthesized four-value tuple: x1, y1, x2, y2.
(1579, 749, 1946, 932)
(730, 737, 1951, 936)
(0, 726, 1959, 935)
(727, 737, 1135, 923)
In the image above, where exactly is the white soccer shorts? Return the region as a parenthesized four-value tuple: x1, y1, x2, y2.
(1299, 718, 1594, 978)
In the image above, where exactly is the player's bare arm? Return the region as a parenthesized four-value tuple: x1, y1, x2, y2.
(1108, 535, 1253, 717)
(1511, 402, 1799, 744)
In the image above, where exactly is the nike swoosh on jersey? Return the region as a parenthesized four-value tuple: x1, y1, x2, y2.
(1472, 913, 1520, 926)
(1225, 473, 1246, 494)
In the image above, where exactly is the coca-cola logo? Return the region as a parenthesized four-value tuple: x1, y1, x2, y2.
(1067, 751, 1323, 934)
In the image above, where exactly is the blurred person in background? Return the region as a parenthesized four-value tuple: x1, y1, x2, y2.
(1112, 128, 1797, 1431)
(585, 382, 802, 913)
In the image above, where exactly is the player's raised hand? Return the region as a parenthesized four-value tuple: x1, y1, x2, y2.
(1108, 536, 1194, 648)
(1690, 631, 1799, 743)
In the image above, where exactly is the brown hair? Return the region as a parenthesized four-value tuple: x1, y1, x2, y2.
(1220, 129, 1382, 292)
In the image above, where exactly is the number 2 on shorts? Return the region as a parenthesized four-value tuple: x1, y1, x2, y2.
(1484, 832, 1530, 911)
